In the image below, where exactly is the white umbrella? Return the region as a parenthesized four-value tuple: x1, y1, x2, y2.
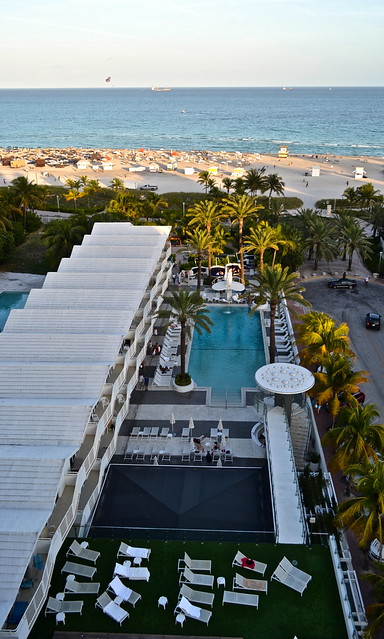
(221, 435, 227, 450)
(217, 419, 224, 432)
(170, 412, 176, 435)
(216, 457, 222, 467)
(153, 456, 159, 466)
(188, 417, 195, 435)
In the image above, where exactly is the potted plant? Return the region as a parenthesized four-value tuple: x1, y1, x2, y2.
(309, 451, 321, 472)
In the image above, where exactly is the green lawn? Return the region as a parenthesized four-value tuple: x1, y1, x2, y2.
(29, 539, 347, 639)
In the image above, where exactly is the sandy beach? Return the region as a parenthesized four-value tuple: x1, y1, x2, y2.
(1, 148, 383, 209)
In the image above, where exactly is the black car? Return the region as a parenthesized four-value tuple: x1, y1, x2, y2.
(366, 312, 381, 329)
(327, 277, 357, 289)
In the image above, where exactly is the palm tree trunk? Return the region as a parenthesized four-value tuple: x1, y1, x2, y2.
(180, 320, 186, 376)
(239, 219, 245, 284)
(197, 250, 202, 291)
(260, 249, 265, 273)
(269, 301, 277, 363)
(271, 249, 277, 268)
(348, 250, 353, 271)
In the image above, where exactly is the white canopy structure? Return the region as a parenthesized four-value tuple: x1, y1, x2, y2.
(0, 223, 172, 634)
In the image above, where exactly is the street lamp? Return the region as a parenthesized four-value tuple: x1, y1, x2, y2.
(379, 251, 383, 273)
(56, 195, 60, 213)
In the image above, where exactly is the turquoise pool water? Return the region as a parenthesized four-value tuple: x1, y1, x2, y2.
(0, 292, 28, 331)
(188, 306, 265, 403)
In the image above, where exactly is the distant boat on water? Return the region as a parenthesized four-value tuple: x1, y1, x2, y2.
(151, 86, 171, 92)
(282, 87, 293, 91)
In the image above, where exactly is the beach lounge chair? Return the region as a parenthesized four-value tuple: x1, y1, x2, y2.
(222, 590, 259, 608)
(232, 550, 267, 576)
(160, 426, 169, 439)
(66, 540, 100, 564)
(61, 561, 96, 580)
(107, 576, 142, 607)
(64, 574, 100, 595)
(113, 562, 150, 581)
(178, 552, 212, 572)
(95, 592, 129, 626)
(233, 573, 268, 594)
(45, 597, 84, 615)
(117, 543, 151, 561)
(179, 584, 215, 607)
(279, 557, 312, 586)
(271, 565, 309, 596)
(179, 566, 214, 588)
(175, 596, 212, 626)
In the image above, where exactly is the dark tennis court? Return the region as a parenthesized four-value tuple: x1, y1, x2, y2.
(91, 465, 274, 533)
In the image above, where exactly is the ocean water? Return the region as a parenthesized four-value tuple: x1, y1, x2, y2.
(1, 87, 383, 156)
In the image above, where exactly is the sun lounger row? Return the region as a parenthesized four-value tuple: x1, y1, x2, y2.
(124, 444, 172, 462)
(130, 425, 171, 439)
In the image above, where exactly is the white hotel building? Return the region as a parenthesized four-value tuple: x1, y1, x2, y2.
(0, 223, 172, 638)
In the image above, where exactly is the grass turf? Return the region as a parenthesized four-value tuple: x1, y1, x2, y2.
(28, 539, 347, 639)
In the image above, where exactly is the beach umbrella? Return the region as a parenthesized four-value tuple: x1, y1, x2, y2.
(221, 435, 227, 450)
(217, 419, 224, 432)
(216, 457, 222, 467)
(153, 456, 159, 466)
(170, 412, 176, 435)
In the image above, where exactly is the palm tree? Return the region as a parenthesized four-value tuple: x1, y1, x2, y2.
(362, 563, 384, 638)
(159, 290, 213, 382)
(65, 178, 82, 190)
(250, 264, 311, 363)
(65, 188, 84, 210)
(357, 182, 381, 210)
(336, 460, 384, 551)
(232, 177, 247, 194)
(296, 310, 353, 366)
(322, 404, 384, 471)
(310, 353, 369, 421)
(339, 218, 372, 271)
(140, 192, 168, 220)
(186, 228, 211, 290)
(188, 200, 223, 270)
(243, 222, 280, 273)
(197, 171, 211, 193)
(243, 167, 267, 197)
(366, 201, 384, 238)
(304, 216, 339, 270)
(264, 173, 285, 206)
(342, 186, 360, 210)
(107, 191, 140, 219)
(222, 177, 233, 194)
(79, 175, 89, 187)
(222, 194, 263, 283)
(43, 216, 88, 265)
(110, 177, 125, 191)
(82, 178, 102, 207)
(10, 176, 47, 229)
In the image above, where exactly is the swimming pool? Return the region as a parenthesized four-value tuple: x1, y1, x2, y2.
(0, 292, 29, 331)
(188, 306, 265, 403)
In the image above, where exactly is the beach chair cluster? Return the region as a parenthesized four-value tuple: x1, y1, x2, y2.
(176, 552, 214, 626)
(153, 323, 181, 387)
(272, 308, 297, 363)
(124, 430, 173, 464)
(49, 540, 102, 625)
(95, 543, 150, 626)
(271, 556, 312, 596)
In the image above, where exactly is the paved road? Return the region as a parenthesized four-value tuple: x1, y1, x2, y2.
(300, 279, 384, 416)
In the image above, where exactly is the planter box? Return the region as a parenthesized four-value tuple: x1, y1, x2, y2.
(173, 379, 195, 393)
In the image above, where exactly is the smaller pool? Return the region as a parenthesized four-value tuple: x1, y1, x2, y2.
(0, 292, 29, 331)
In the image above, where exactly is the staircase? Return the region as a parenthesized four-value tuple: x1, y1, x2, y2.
(289, 403, 311, 470)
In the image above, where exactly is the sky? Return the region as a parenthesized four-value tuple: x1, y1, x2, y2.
(0, 0, 382, 88)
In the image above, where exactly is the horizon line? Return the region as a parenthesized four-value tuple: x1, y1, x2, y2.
(0, 85, 384, 90)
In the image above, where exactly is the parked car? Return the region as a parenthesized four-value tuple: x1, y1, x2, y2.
(338, 389, 366, 407)
(139, 184, 158, 191)
(327, 277, 357, 289)
(365, 312, 381, 329)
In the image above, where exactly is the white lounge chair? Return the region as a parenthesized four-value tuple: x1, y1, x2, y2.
(222, 590, 259, 608)
(233, 573, 268, 594)
(271, 565, 308, 596)
(179, 584, 215, 607)
(117, 543, 151, 561)
(45, 597, 83, 615)
(232, 550, 267, 576)
(175, 596, 212, 626)
(280, 557, 312, 587)
(95, 592, 129, 626)
(113, 562, 150, 581)
(64, 574, 100, 595)
(66, 540, 100, 564)
(107, 576, 142, 607)
(61, 561, 96, 580)
(179, 566, 214, 588)
(178, 552, 212, 572)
